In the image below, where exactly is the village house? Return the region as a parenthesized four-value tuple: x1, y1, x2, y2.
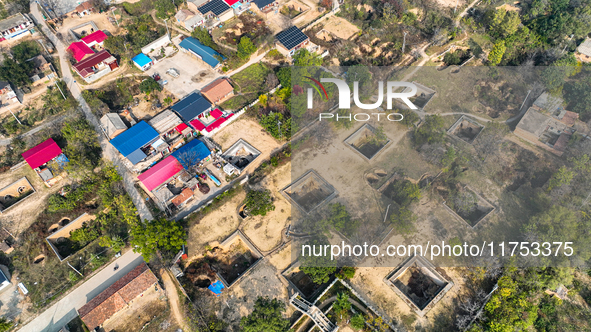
(175, 9, 204, 31)
(21, 138, 68, 186)
(171, 92, 236, 135)
(26, 55, 54, 85)
(110, 121, 162, 165)
(75, 1, 94, 17)
(67, 41, 95, 62)
(200, 77, 234, 104)
(197, 0, 235, 24)
(80, 30, 108, 49)
(576, 37, 591, 63)
(0, 81, 21, 107)
(0, 13, 34, 41)
(77, 263, 159, 331)
(252, 0, 278, 13)
(132, 53, 153, 71)
(187, 0, 209, 13)
(514, 92, 580, 156)
(72, 50, 119, 83)
(178, 37, 225, 69)
(275, 26, 310, 57)
(100, 113, 128, 139)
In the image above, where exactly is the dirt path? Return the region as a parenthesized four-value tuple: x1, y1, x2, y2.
(160, 269, 190, 332)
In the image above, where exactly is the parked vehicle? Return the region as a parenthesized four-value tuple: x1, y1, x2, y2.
(166, 68, 180, 78)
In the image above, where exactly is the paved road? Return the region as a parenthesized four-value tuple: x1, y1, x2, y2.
(30, 4, 154, 222)
(17, 250, 144, 332)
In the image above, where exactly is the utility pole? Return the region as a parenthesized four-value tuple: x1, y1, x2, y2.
(163, 18, 170, 38)
(562, 34, 574, 54)
(6, 104, 22, 125)
(402, 32, 407, 53)
(55, 80, 66, 100)
(278, 120, 282, 139)
(454, 0, 459, 14)
(67, 261, 83, 276)
(111, 7, 120, 27)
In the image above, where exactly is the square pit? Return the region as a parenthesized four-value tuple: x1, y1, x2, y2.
(212, 230, 263, 288)
(282, 170, 337, 214)
(384, 256, 453, 317)
(440, 185, 495, 228)
(447, 115, 484, 144)
(344, 124, 391, 161)
(221, 139, 261, 175)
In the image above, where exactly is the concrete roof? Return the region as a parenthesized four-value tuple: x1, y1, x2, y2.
(578, 37, 591, 57)
(533, 92, 564, 114)
(148, 110, 183, 134)
(0, 13, 31, 32)
(100, 113, 128, 138)
(516, 107, 551, 137)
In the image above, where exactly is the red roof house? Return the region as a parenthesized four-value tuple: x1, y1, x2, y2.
(224, 0, 240, 6)
(22, 138, 62, 169)
(67, 42, 94, 62)
(78, 263, 158, 330)
(72, 50, 118, 82)
(137, 155, 184, 191)
(81, 30, 108, 47)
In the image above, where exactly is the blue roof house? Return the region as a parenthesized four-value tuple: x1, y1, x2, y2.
(132, 53, 153, 71)
(178, 37, 225, 69)
(110, 121, 160, 164)
(172, 139, 211, 167)
(171, 92, 213, 122)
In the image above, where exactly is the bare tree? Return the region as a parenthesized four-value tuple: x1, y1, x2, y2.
(175, 150, 201, 175)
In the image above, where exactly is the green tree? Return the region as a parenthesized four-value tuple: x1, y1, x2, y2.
(390, 207, 416, 234)
(99, 235, 125, 252)
(130, 217, 187, 262)
(244, 190, 275, 216)
(443, 51, 461, 66)
(390, 180, 421, 207)
(155, 0, 175, 18)
(489, 9, 521, 38)
(240, 297, 290, 332)
(333, 293, 351, 320)
(191, 27, 218, 50)
(346, 65, 371, 90)
(350, 313, 365, 330)
(336, 266, 356, 279)
(547, 166, 574, 191)
(61, 117, 102, 179)
(139, 77, 162, 95)
(237, 37, 257, 59)
(320, 203, 359, 237)
(482, 275, 538, 331)
(488, 40, 506, 66)
(413, 115, 445, 145)
(0, 317, 13, 332)
(292, 49, 322, 67)
(104, 35, 129, 57)
(70, 224, 100, 246)
(301, 265, 336, 284)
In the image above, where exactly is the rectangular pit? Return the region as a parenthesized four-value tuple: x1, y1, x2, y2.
(212, 230, 263, 288)
(399, 81, 436, 110)
(440, 185, 495, 228)
(384, 256, 453, 317)
(282, 170, 337, 214)
(0, 176, 35, 213)
(344, 124, 391, 161)
(46, 213, 96, 261)
(448, 115, 484, 144)
(221, 139, 261, 175)
(282, 261, 332, 300)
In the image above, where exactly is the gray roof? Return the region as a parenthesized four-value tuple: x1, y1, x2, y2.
(39, 168, 54, 182)
(578, 37, 591, 57)
(516, 107, 551, 137)
(533, 92, 564, 114)
(189, 0, 209, 8)
(153, 185, 174, 202)
(148, 110, 183, 134)
(100, 113, 128, 138)
(0, 13, 32, 32)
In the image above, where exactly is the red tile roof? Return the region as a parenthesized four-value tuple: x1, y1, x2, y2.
(138, 155, 184, 191)
(81, 30, 108, 45)
(73, 50, 117, 77)
(22, 138, 62, 169)
(210, 108, 223, 119)
(79, 263, 157, 330)
(67, 42, 94, 62)
(200, 78, 234, 103)
(560, 111, 579, 127)
(175, 123, 189, 134)
(171, 187, 194, 207)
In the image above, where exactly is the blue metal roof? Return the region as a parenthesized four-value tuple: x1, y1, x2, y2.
(178, 37, 225, 68)
(171, 92, 212, 121)
(110, 121, 159, 157)
(208, 280, 225, 296)
(132, 53, 152, 67)
(172, 139, 211, 168)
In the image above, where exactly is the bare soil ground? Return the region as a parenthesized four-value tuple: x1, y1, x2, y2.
(265, 11, 292, 34)
(435, 0, 466, 8)
(186, 190, 245, 258)
(213, 117, 284, 172)
(160, 268, 190, 331)
(101, 286, 171, 332)
(56, 13, 119, 40)
(0, 166, 70, 236)
(242, 162, 292, 251)
(219, 256, 293, 331)
(322, 16, 360, 40)
(293, 0, 323, 28)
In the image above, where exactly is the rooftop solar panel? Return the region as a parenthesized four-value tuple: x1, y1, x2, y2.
(276, 26, 308, 51)
(198, 0, 230, 16)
